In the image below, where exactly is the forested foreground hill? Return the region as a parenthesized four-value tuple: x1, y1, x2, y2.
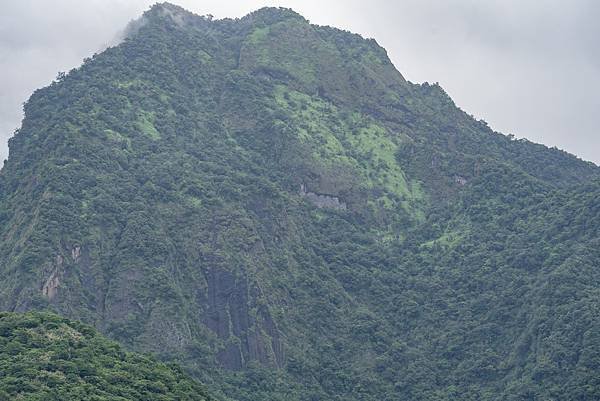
(0, 312, 212, 400)
(0, 3, 599, 400)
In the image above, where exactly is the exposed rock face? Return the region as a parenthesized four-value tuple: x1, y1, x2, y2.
(42, 270, 60, 300)
(71, 245, 81, 261)
(454, 175, 468, 186)
(41, 255, 64, 300)
(204, 266, 283, 370)
(300, 183, 346, 210)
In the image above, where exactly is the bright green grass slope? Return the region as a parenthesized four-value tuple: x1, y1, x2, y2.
(0, 312, 212, 401)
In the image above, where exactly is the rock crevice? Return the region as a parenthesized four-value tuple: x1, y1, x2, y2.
(300, 183, 346, 210)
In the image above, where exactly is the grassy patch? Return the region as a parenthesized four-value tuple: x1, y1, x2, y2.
(273, 85, 425, 217)
(136, 110, 161, 140)
(248, 26, 270, 44)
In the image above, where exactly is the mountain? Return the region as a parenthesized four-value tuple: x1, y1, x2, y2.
(0, 311, 212, 400)
(1, 3, 599, 400)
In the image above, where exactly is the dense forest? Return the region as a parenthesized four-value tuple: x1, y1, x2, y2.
(0, 3, 599, 400)
(0, 312, 212, 400)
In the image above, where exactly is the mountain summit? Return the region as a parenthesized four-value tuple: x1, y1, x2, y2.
(1, 4, 599, 400)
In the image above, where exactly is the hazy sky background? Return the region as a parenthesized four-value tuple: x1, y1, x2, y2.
(1, 0, 598, 164)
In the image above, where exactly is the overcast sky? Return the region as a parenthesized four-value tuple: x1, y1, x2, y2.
(1, 0, 598, 164)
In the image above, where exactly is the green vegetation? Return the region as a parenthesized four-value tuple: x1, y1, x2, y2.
(0, 312, 212, 400)
(247, 26, 270, 44)
(273, 84, 421, 221)
(135, 110, 161, 140)
(0, 3, 599, 401)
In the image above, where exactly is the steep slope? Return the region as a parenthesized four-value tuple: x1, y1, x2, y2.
(0, 3, 599, 400)
(0, 312, 212, 400)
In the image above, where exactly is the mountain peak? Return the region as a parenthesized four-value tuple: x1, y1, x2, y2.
(243, 6, 307, 25)
(143, 3, 306, 28)
(148, 1, 190, 15)
(146, 2, 195, 21)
